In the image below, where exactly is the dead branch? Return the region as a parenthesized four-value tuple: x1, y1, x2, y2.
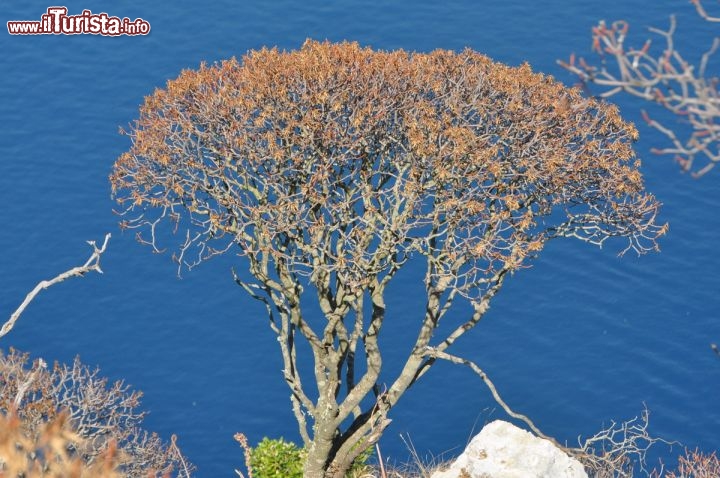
(1, 233, 111, 340)
(559, 6, 720, 176)
(424, 347, 561, 449)
(692, 0, 720, 22)
(574, 407, 673, 478)
(234, 432, 253, 478)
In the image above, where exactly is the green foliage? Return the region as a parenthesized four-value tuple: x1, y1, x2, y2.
(250, 437, 305, 478)
(347, 444, 374, 477)
(248, 437, 372, 478)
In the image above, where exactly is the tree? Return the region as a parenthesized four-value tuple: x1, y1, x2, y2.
(558, 0, 720, 177)
(110, 40, 666, 477)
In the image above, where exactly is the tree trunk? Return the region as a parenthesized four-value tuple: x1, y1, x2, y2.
(303, 388, 342, 478)
(303, 431, 335, 478)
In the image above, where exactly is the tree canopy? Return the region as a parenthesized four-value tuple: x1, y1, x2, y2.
(111, 40, 665, 477)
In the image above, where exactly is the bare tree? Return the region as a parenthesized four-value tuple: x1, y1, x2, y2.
(111, 40, 666, 477)
(558, 1, 720, 177)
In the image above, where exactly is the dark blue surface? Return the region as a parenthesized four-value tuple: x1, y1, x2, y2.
(2, 2, 719, 476)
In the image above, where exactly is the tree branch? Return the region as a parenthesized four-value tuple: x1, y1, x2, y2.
(424, 347, 562, 449)
(1, 233, 111, 340)
(559, 10, 720, 176)
(692, 0, 720, 22)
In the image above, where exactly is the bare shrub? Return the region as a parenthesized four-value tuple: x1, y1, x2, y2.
(664, 448, 720, 478)
(0, 348, 193, 477)
(572, 408, 671, 478)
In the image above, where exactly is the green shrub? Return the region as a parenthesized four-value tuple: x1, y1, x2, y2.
(248, 437, 372, 478)
(346, 444, 374, 477)
(250, 437, 305, 478)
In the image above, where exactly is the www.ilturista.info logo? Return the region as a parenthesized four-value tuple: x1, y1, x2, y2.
(7, 7, 150, 36)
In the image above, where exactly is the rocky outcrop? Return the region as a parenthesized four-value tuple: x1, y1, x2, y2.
(430, 420, 588, 478)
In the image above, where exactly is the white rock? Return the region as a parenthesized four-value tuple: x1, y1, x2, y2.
(430, 420, 588, 478)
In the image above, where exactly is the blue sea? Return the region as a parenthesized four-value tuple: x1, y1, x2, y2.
(1, 1, 719, 476)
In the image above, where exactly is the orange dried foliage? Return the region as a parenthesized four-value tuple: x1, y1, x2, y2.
(0, 411, 122, 478)
(111, 39, 664, 291)
(665, 448, 720, 478)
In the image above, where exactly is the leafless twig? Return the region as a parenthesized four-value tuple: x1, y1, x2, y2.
(12, 357, 46, 408)
(665, 447, 720, 477)
(692, 0, 720, 23)
(424, 347, 561, 449)
(1, 233, 111, 339)
(172, 433, 192, 478)
(574, 407, 673, 477)
(234, 432, 253, 478)
(559, 6, 720, 176)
